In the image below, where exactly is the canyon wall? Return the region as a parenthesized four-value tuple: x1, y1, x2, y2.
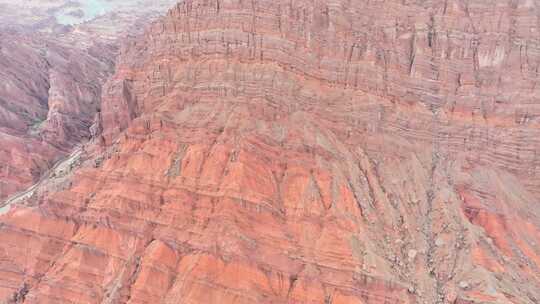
(0, 0, 540, 303)
(0, 0, 177, 201)
(0, 31, 115, 201)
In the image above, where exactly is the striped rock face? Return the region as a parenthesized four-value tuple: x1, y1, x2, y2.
(0, 32, 115, 202)
(1, 0, 540, 303)
(0, 1, 177, 201)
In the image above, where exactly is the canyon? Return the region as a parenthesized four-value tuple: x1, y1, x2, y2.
(1, 0, 540, 303)
(0, 0, 177, 201)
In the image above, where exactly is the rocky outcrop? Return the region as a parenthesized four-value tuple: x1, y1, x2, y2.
(0, 0, 178, 201)
(1, 0, 540, 303)
(0, 31, 115, 201)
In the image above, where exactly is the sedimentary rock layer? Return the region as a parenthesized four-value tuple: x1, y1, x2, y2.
(0, 0, 539, 303)
(0, 31, 114, 201)
(0, 0, 178, 201)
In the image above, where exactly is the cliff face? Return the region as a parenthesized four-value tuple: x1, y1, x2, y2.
(1, 0, 540, 303)
(0, 0, 178, 201)
(0, 31, 115, 201)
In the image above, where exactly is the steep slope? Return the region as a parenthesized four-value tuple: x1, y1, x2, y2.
(1, 0, 540, 303)
(0, 30, 114, 201)
(0, 0, 178, 201)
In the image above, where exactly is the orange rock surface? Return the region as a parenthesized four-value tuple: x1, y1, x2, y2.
(1, 0, 540, 303)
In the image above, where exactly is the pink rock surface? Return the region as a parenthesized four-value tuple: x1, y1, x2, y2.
(0, 31, 114, 200)
(1, 0, 540, 303)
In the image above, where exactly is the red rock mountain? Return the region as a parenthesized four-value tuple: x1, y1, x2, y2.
(0, 30, 115, 201)
(1, 0, 540, 303)
(0, 0, 176, 201)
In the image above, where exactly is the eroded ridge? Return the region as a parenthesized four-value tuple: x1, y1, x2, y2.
(0, 1, 539, 303)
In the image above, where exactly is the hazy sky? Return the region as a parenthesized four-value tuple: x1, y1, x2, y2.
(0, 0, 177, 29)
